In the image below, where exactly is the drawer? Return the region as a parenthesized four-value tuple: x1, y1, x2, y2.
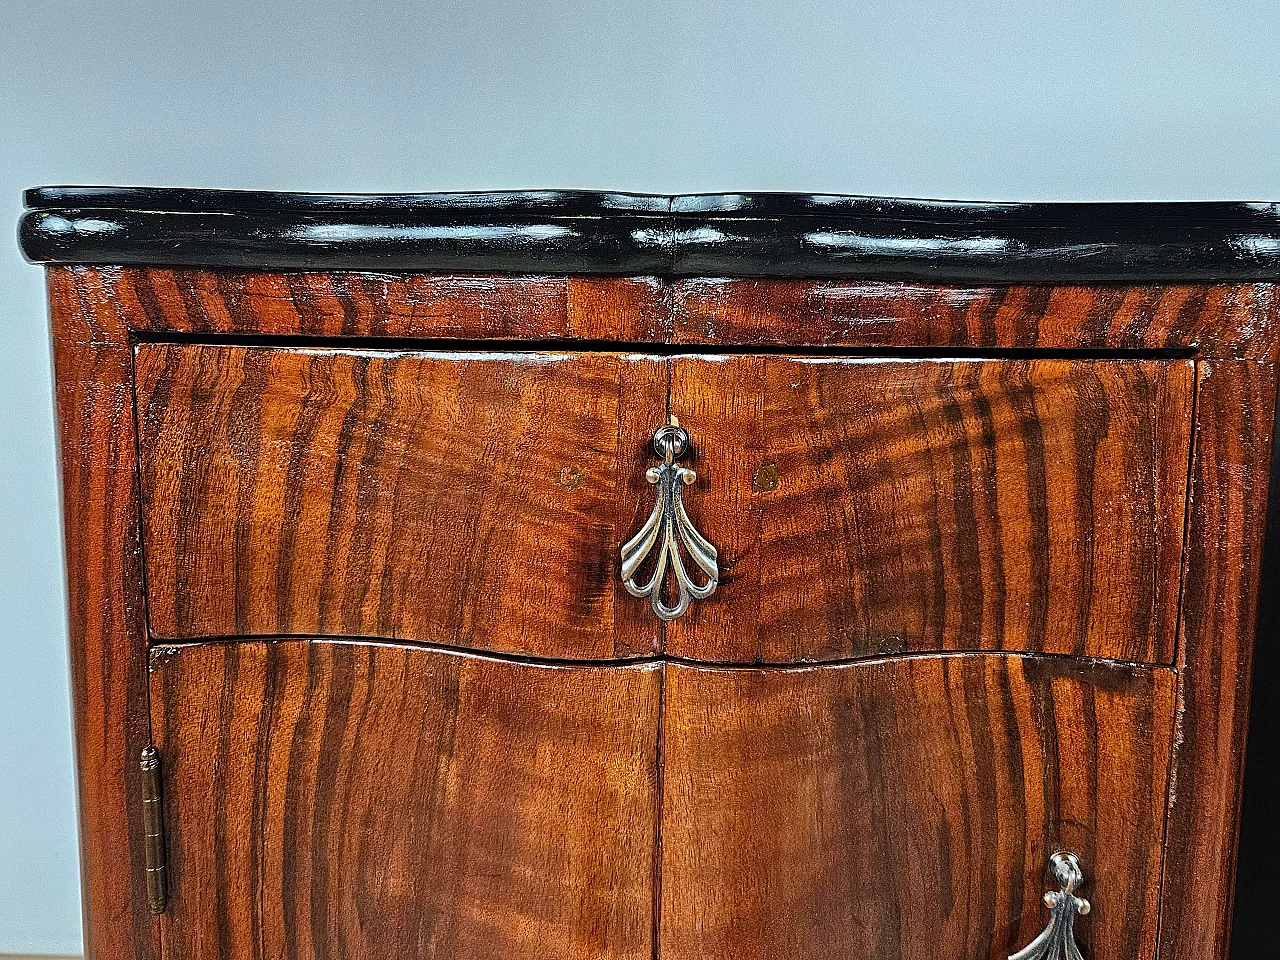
(668, 356, 1194, 663)
(134, 343, 666, 659)
(137, 346, 1193, 664)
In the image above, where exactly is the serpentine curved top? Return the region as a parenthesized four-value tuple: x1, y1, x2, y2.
(20, 186, 1280, 282)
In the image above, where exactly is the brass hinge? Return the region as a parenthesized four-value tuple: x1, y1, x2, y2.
(139, 746, 168, 914)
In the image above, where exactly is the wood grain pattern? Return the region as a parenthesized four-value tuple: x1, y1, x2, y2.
(48, 267, 1280, 360)
(135, 343, 665, 658)
(662, 356, 765, 660)
(668, 357, 1193, 664)
(660, 654, 1177, 960)
(49, 268, 669, 344)
(48, 311, 159, 959)
(1159, 360, 1279, 960)
(150, 639, 660, 960)
(672, 279, 1280, 359)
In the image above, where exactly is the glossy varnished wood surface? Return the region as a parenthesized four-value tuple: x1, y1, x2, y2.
(50, 291, 159, 960)
(135, 344, 665, 658)
(1160, 360, 1279, 960)
(672, 280, 1280, 359)
(669, 357, 1193, 664)
(136, 345, 1194, 664)
(660, 654, 1177, 960)
(47, 267, 1280, 360)
(150, 639, 660, 960)
(48, 268, 668, 344)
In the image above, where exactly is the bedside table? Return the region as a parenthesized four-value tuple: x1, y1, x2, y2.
(21, 188, 1280, 960)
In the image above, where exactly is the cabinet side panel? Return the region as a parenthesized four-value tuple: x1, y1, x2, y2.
(47, 268, 158, 960)
(1160, 359, 1278, 960)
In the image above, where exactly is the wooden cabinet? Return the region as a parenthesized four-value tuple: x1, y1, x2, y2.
(22, 188, 1280, 960)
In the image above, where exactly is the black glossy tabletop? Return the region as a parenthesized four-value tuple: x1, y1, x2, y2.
(20, 187, 1280, 282)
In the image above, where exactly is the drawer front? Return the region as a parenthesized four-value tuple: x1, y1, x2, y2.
(138, 348, 1193, 664)
(135, 344, 665, 658)
(661, 655, 1177, 960)
(668, 357, 1194, 663)
(151, 640, 661, 960)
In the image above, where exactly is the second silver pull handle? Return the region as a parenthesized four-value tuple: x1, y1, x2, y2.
(1010, 852, 1091, 960)
(620, 424, 719, 621)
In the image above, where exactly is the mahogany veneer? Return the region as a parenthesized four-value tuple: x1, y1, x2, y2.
(152, 640, 660, 960)
(22, 188, 1280, 960)
(661, 656, 1176, 960)
(134, 343, 665, 659)
(664, 356, 1193, 664)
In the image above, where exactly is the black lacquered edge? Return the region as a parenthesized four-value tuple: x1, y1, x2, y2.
(20, 210, 676, 274)
(672, 192, 1280, 226)
(671, 217, 1280, 282)
(20, 187, 1280, 281)
(24, 186, 674, 215)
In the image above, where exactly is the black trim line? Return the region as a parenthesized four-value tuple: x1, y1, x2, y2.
(20, 188, 1280, 282)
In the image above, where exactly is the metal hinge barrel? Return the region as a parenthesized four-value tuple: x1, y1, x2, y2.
(139, 746, 168, 914)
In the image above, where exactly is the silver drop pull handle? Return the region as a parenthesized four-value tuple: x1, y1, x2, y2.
(1010, 852, 1091, 960)
(620, 424, 719, 621)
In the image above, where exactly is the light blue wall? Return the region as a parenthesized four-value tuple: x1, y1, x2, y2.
(1, 1, 1277, 952)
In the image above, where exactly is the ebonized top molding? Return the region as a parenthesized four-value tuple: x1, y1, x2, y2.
(20, 186, 1280, 282)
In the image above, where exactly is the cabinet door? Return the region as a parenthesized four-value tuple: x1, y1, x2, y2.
(666, 357, 1193, 663)
(660, 655, 1177, 960)
(150, 640, 661, 960)
(135, 344, 665, 658)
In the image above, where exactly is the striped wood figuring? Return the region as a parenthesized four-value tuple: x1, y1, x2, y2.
(150, 640, 660, 960)
(660, 655, 1176, 960)
(134, 343, 665, 659)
